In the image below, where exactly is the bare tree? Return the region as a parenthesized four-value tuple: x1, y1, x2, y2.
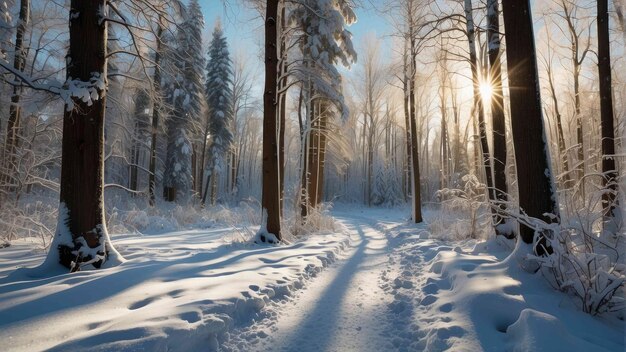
(554, 0, 592, 184)
(539, 26, 572, 188)
(2, 0, 30, 192)
(486, 0, 509, 235)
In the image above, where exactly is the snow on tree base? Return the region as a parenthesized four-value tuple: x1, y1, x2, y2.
(253, 229, 279, 245)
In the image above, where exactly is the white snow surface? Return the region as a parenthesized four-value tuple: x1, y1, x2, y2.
(0, 206, 624, 351)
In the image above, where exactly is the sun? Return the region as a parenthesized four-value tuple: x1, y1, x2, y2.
(479, 82, 493, 102)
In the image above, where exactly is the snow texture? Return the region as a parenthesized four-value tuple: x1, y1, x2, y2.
(0, 207, 623, 351)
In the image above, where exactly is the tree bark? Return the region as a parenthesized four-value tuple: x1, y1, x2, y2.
(501, 0, 559, 245)
(408, 8, 423, 223)
(464, 0, 494, 203)
(148, 17, 163, 207)
(597, 0, 618, 218)
(261, 0, 281, 240)
(560, 0, 588, 186)
(2, 0, 30, 190)
(277, 4, 288, 215)
(544, 47, 571, 187)
(486, 0, 509, 234)
(56, 0, 120, 270)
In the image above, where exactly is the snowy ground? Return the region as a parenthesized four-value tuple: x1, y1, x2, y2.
(0, 206, 624, 351)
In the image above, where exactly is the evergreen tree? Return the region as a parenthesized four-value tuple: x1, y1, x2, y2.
(202, 23, 233, 205)
(290, 0, 357, 219)
(162, 0, 205, 202)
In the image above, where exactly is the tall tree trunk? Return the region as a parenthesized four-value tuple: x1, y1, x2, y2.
(561, 0, 588, 188)
(2, 0, 30, 191)
(277, 3, 287, 215)
(129, 116, 140, 194)
(148, 17, 163, 207)
(300, 95, 330, 217)
(301, 99, 320, 217)
(440, 103, 449, 189)
(487, 0, 509, 235)
(597, 0, 618, 218)
(439, 62, 449, 189)
(544, 46, 571, 187)
(502, 0, 559, 246)
(465, 0, 495, 203)
(54, 0, 122, 270)
(408, 12, 423, 223)
(261, 0, 281, 240)
(402, 36, 412, 201)
(198, 119, 210, 201)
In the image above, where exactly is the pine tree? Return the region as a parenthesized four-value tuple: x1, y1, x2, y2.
(162, 0, 205, 202)
(202, 23, 234, 205)
(290, 0, 357, 219)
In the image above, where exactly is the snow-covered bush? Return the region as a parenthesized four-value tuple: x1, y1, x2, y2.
(525, 175, 625, 316)
(430, 174, 491, 240)
(287, 203, 340, 240)
(0, 199, 57, 249)
(105, 196, 263, 237)
(530, 223, 625, 315)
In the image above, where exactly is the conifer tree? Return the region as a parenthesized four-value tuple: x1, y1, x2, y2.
(163, 0, 205, 202)
(202, 23, 234, 205)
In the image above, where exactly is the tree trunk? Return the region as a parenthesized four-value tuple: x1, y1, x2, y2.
(148, 17, 163, 207)
(129, 120, 139, 194)
(261, 0, 281, 240)
(597, 0, 618, 218)
(487, 0, 509, 235)
(465, 0, 494, 203)
(545, 48, 571, 187)
(502, 0, 559, 246)
(54, 0, 122, 271)
(301, 99, 319, 218)
(198, 119, 210, 200)
(408, 18, 423, 223)
(316, 103, 329, 206)
(561, 0, 588, 188)
(2, 0, 30, 191)
(278, 3, 287, 215)
(402, 37, 412, 201)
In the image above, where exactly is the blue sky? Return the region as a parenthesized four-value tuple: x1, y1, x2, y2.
(198, 0, 393, 68)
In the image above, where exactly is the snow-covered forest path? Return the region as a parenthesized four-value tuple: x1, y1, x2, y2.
(224, 208, 432, 352)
